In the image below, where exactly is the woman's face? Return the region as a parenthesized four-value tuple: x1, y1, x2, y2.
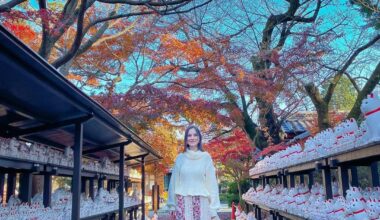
(187, 128, 200, 148)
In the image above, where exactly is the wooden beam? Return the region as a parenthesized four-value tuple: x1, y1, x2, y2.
(14, 114, 92, 137)
(83, 140, 132, 155)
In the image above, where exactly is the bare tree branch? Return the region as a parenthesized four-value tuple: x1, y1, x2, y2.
(52, 0, 87, 68)
(0, 0, 26, 13)
(97, 0, 191, 6)
(324, 34, 380, 104)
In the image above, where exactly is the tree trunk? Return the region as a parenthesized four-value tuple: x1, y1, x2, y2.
(305, 83, 332, 130)
(242, 110, 258, 143)
(316, 102, 331, 130)
(348, 61, 380, 119)
(257, 97, 281, 144)
(237, 180, 243, 206)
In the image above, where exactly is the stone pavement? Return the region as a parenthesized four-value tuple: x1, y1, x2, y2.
(154, 203, 232, 220)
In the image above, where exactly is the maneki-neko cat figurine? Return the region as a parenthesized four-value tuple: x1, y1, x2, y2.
(361, 93, 380, 142)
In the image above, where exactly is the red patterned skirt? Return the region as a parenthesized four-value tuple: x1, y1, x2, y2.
(175, 194, 211, 220)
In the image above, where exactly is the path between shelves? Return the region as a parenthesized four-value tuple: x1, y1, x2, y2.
(153, 203, 231, 220)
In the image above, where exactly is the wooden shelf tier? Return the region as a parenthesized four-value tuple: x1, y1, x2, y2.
(246, 141, 380, 220)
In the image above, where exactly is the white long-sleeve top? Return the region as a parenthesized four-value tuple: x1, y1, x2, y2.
(167, 149, 221, 217)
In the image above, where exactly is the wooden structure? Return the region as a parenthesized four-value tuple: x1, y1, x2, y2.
(247, 141, 380, 220)
(0, 25, 161, 220)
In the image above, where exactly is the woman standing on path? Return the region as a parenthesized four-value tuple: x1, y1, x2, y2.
(167, 125, 220, 220)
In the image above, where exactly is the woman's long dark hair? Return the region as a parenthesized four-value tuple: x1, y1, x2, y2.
(183, 125, 203, 152)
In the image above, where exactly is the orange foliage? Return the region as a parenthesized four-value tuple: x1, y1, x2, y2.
(67, 73, 83, 81)
(160, 34, 205, 63)
(3, 21, 37, 46)
(86, 77, 99, 87)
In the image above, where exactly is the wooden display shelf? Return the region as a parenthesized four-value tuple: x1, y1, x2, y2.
(250, 141, 380, 179)
(276, 210, 306, 220)
(0, 155, 120, 180)
(251, 169, 280, 179)
(46, 164, 120, 180)
(246, 141, 380, 219)
(0, 155, 45, 172)
(287, 159, 325, 173)
(330, 142, 380, 165)
(245, 200, 306, 220)
(259, 204, 272, 212)
(80, 204, 139, 220)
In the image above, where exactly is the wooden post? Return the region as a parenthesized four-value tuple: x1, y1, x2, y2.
(81, 177, 87, 194)
(43, 174, 52, 207)
(371, 162, 380, 187)
(89, 178, 95, 200)
(289, 174, 295, 188)
(282, 175, 288, 188)
(71, 123, 83, 220)
(156, 184, 160, 210)
(152, 185, 156, 212)
(338, 166, 349, 197)
(6, 172, 16, 202)
(0, 173, 4, 205)
(119, 144, 125, 220)
(98, 178, 104, 189)
(19, 173, 32, 203)
(351, 166, 359, 187)
(308, 172, 314, 190)
(141, 157, 146, 220)
(300, 174, 305, 184)
(323, 166, 333, 199)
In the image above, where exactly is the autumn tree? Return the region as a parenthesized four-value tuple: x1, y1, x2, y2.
(350, 0, 380, 29)
(303, 1, 380, 130)
(204, 129, 254, 204)
(131, 1, 334, 151)
(1, 0, 214, 197)
(0, 0, 212, 78)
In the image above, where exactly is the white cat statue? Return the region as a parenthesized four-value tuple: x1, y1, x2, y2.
(332, 181, 340, 198)
(236, 211, 247, 220)
(371, 186, 380, 200)
(345, 201, 356, 220)
(343, 118, 359, 149)
(349, 198, 369, 220)
(356, 122, 369, 147)
(346, 186, 364, 201)
(325, 199, 335, 218)
(279, 188, 289, 210)
(332, 196, 346, 220)
(367, 198, 380, 216)
(247, 212, 256, 220)
(364, 187, 373, 201)
(367, 209, 380, 220)
(7, 195, 21, 206)
(235, 205, 247, 220)
(360, 93, 380, 142)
